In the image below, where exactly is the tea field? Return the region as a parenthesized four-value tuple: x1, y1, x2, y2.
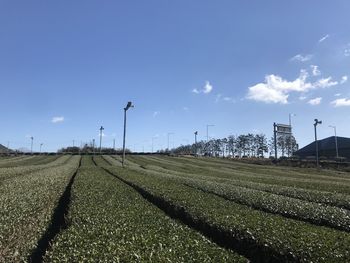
(1, 154, 349, 262)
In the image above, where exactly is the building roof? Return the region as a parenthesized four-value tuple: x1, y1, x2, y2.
(295, 136, 350, 158)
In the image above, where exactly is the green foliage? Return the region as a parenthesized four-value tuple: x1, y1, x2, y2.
(0, 156, 80, 262)
(45, 159, 246, 262)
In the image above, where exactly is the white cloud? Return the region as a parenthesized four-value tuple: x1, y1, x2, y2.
(331, 98, 350, 107)
(334, 93, 341, 97)
(318, 34, 329, 43)
(183, 106, 189, 111)
(299, 95, 307, 101)
(223, 96, 233, 101)
(314, 77, 338, 88)
(290, 54, 313, 62)
(192, 81, 213, 94)
(192, 88, 200, 94)
(203, 81, 213, 93)
(247, 70, 338, 104)
(51, 116, 64, 123)
(310, 65, 321, 76)
(153, 111, 159, 117)
(308, 97, 322, 106)
(344, 44, 350, 57)
(340, 75, 348, 84)
(247, 81, 289, 104)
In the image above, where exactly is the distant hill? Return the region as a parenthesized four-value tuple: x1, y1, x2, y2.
(0, 144, 9, 153)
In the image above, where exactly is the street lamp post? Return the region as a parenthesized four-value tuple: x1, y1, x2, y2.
(122, 101, 134, 167)
(329, 125, 339, 159)
(314, 119, 322, 168)
(194, 131, 198, 156)
(99, 126, 104, 154)
(30, 137, 34, 154)
(289, 113, 296, 157)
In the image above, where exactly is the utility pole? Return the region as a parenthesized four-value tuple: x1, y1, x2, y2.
(314, 119, 322, 168)
(273, 123, 277, 159)
(289, 113, 296, 157)
(40, 143, 43, 154)
(329, 125, 339, 159)
(99, 126, 104, 154)
(122, 101, 134, 167)
(113, 138, 115, 150)
(194, 131, 198, 156)
(92, 139, 95, 155)
(30, 137, 34, 154)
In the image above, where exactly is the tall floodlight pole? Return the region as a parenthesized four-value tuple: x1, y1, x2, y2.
(30, 137, 34, 154)
(329, 125, 339, 158)
(167, 133, 174, 152)
(194, 131, 198, 156)
(314, 119, 322, 168)
(289, 113, 296, 157)
(40, 143, 43, 154)
(122, 101, 134, 167)
(99, 126, 104, 154)
(273, 123, 277, 159)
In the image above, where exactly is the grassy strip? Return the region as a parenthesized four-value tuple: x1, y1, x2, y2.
(44, 157, 246, 262)
(102, 164, 350, 262)
(0, 156, 80, 262)
(129, 155, 350, 195)
(0, 156, 61, 168)
(123, 157, 350, 231)
(183, 180, 350, 232)
(122, 155, 350, 211)
(153, 155, 350, 186)
(0, 155, 72, 181)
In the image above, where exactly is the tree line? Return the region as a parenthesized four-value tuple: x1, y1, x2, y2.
(166, 133, 298, 158)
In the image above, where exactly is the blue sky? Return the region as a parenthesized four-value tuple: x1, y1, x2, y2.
(1, 1, 350, 152)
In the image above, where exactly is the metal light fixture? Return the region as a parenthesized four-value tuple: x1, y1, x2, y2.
(122, 101, 134, 167)
(314, 119, 322, 168)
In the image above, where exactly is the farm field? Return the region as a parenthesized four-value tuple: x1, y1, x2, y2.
(1, 155, 350, 262)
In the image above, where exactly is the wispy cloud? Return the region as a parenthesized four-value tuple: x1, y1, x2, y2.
(334, 93, 341, 97)
(310, 65, 320, 76)
(308, 97, 322, 106)
(340, 75, 348, 84)
(290, 54, 313, 62)
(344, 44, 350, 57)
(318, 34, 329, 43)
(192, 81, 213, 94)
(331, 98, 350, 107)
(51, 116, 64, 123)
(246, 70, 338, 104)
(153, 111, 160, 117)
